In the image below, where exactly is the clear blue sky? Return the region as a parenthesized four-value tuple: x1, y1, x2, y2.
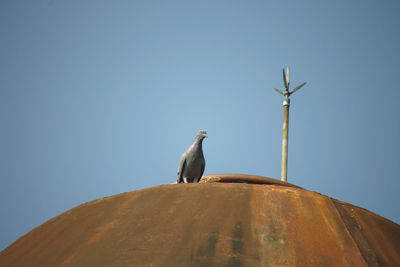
(1, 0, 399, 251)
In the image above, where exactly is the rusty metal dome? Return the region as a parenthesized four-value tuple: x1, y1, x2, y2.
(1, 174, 399, 266)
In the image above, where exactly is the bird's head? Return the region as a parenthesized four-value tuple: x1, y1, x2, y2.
(196, 130, 208, 140)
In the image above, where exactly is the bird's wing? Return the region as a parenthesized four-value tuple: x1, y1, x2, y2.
(177, 153, 187, 183)
(199, 162, 205, 180)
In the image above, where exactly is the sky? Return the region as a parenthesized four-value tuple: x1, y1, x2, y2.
(1, 0, 399, 251)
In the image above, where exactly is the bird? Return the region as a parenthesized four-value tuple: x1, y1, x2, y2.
(177, 130, 207, 183)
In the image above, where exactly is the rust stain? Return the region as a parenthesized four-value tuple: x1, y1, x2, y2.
(1, 174, 399, 267)
(59, 251, 78, 267)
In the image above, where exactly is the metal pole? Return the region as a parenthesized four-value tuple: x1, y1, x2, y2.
(281, 99, 290, 182)
(273, 67, 306, 183)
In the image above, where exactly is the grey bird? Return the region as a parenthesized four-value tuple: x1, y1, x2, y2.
(177, 130, 207, 183)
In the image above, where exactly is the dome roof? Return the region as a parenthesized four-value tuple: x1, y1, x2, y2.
(1, 174, 399, 266)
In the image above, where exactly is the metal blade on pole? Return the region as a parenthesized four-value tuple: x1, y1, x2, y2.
(286, 67, 290, 87)
(282, 69, 288, 89)
(274, 88, 284, 95)
(290, 82, 306, 94)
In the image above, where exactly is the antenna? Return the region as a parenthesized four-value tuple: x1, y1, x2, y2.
(273, 67, 306, 182)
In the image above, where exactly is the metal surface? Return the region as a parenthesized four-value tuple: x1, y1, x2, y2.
(273, 67, 306, 182)
(281, 105, 289, 182)
(1, 174, 399, 266)
(200, 173, 302, 188)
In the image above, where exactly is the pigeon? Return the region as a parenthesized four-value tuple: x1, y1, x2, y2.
(177, 130, 207, 183)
